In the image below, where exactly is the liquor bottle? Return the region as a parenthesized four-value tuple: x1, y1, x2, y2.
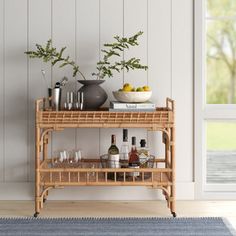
(128, 137, 140, 177)
(108, 135, 120, 179)
(138, 139, 150, 168)
(120, 129, 129, 167)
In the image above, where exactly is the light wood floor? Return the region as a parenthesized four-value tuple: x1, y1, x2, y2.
(0, 201, 236, 229)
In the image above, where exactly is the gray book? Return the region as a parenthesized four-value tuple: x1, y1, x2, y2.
(109, 108, 156, 112)
(110, 101, 155, 109)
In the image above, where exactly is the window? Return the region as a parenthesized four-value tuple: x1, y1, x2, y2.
(195, 0, 236, 198)
(207, 121, 236, 184)
(207, 1, 236, 104)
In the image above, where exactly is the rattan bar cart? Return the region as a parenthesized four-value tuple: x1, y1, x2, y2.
(34, 97, 176, 217)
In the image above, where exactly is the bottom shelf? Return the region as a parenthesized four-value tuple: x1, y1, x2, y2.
(39, 159, 172, 187)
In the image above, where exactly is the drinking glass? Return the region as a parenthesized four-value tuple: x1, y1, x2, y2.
(74, 150, 82, 162)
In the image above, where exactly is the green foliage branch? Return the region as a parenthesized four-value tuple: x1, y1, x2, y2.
(25, 39, 86, 80)
(93, 31, 148, 79)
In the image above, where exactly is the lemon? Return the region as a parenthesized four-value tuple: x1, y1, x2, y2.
(123, 85, 132, 92)
(123, 83, 131, 88)
(131, 88, 136, 92)
(136, 87, 144, 92)
(143, 85, 151, 91)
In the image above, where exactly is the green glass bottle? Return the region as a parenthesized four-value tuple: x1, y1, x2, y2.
(108, 135, 120, 179)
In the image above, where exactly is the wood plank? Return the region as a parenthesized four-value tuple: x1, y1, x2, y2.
(123, 0, 148, 153)
(76, 0, 100, 80)
(51, 0, 77, 155)
(76, 0, 100, 158)
(100, 0, 123, 106)
(123, 0, 148, 89)
(99, 0, 123, 155)
(4, 0, 28, 181)
(147, 0, 172, 159)
(147, 0, 171, 106)
(0, 0, 4, 182)
(172, 0, 193, 182)
(28, 0, 52, 181)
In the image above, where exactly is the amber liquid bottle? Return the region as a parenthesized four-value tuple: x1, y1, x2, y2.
(128, 137, 140, 177)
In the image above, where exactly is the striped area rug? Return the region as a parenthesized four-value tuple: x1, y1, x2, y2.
(0, 217, 235, 236)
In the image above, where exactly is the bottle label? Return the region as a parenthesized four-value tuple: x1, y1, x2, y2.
(108, 154, 120, 168)
(139, 153, 147, 165)
(120, 153, 129, 161)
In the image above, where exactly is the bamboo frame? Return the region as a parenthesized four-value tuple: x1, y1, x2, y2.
(34, 97, 176, 217)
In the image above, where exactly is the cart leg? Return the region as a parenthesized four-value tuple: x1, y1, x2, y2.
(34, 185, 41, 217)
(170, 185, 176, 217)
(162, 189, 168, 200)
(43, 132, 49, 161)
(35, 126, 41, 217)
(42, 131, 50, 203)
(171, 211, 177, 218)
(34, 212, 39, 218)
(170, 126, 176, 218)
(43, 190, 49, 203)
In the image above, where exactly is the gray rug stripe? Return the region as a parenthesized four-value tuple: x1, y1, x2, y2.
(0, 217, 235, 236)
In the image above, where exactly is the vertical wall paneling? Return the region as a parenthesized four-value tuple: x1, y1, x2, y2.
(147, 0, 172, 158)
(147, 0, 171, 107)
(76, 0, 100, 158)
(0, 0, 4, 182)
(123, 0, 148, 88)
(100, 0, 123, 107)
(123, 0, 148, 146)
(28, 0, 52, 181)
(51, 0, 77, 154)
(4, 0, 28, 181)
(99, 0, 123, 155)
(172, 0, 193, 182)
(0, 0, 195, 199)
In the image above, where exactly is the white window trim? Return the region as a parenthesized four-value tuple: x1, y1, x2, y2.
(194, 0, 236, 199)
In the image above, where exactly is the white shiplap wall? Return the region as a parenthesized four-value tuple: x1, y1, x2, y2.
(0, 0, 194, 200)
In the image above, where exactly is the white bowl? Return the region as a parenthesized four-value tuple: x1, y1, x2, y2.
(113, 91, 152, 103)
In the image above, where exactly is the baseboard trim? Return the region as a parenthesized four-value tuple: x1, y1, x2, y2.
(0, 182, 195, 200)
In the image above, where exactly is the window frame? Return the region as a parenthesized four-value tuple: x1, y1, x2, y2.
(194, 0, 236, 199)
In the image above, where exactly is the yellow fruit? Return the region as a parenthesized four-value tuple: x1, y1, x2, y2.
(123, 83, 131, 88)
(136, 87, 144, 92)
(123, 85, 132, 92)
(131, 88, 136, 92)
(143, 85, 151, 91)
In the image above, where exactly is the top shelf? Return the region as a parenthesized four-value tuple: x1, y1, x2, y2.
(36, 97, 175, 129)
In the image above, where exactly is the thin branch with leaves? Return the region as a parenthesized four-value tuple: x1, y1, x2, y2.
(93, 31, 148, 79)
(25, 39, 86, 80)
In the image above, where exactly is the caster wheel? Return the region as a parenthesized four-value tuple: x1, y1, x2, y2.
(34, 212, 39, 218)
(171, 212, 177, 218)
(43, 198, 46, 203)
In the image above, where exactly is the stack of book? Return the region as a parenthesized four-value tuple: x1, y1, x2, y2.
(109, 101, 156, 112)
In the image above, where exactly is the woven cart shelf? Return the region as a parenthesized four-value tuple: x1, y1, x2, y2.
(36, 98, 174, 129)
(34, 97, 176, 218)
(39, 159, 171, 187)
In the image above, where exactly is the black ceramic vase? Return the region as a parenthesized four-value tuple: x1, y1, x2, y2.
(77, 80, 108, 110)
